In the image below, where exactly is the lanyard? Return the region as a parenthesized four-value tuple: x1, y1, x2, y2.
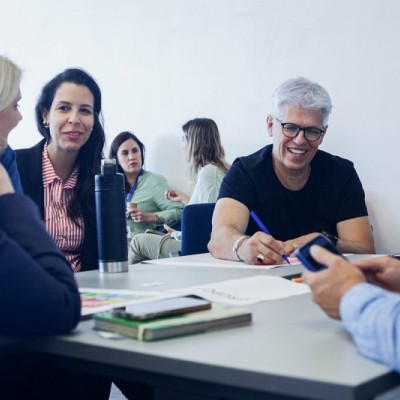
(126, 169, 144, 203)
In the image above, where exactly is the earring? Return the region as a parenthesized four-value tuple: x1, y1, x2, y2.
(43, 120, 49, 128)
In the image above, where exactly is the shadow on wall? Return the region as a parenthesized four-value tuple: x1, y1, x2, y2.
(146, 135, 186, 190)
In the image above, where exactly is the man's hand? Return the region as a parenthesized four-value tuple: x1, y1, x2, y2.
(237, 232, 289, 265)
(302, 246, 366, 319)
(354, 256, 400, 294)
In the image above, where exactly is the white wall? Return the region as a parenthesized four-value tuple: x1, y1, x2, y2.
(1, 0, 398, 253)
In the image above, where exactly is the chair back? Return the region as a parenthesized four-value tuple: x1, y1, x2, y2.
(180, 203, 216, 256)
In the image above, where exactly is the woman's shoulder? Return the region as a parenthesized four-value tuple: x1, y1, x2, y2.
(141, 170, 168, 183)
(198, 164, 226, 178)
(15, 141, 45, 168)
(15, 140, 45, 157)
(200, 164, 218, 172)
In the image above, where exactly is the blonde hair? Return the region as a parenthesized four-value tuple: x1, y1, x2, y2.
(0, 56, 21, 112)
(183, 118, 229, 181)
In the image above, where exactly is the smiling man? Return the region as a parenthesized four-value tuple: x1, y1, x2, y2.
(208, 77, 375, 265)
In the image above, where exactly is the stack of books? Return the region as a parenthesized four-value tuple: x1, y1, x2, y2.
(93, 295, 252, 341)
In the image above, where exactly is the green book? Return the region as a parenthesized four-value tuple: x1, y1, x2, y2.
(93, 308, 252, 341)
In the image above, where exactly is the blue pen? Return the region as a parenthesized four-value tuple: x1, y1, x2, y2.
(250, 211, 291, 265)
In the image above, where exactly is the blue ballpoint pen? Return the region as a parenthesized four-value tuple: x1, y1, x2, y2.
(250, 211, 291, 265)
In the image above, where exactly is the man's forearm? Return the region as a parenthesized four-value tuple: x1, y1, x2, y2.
(208, 227, 246, 261)
(337, 239, 375, 254)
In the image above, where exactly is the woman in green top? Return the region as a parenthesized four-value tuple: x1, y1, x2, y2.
(109, 131, 183, 241)
(128, 118, 230, 263)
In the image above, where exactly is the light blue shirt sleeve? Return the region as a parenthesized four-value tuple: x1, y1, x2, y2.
(340, 282, 400, 371)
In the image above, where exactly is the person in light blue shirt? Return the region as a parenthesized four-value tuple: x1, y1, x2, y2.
(303, 245, 400, 372)
(128, 118, 230, 263)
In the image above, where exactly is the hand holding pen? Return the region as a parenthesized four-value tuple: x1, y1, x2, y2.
(250, 211, 291, 265)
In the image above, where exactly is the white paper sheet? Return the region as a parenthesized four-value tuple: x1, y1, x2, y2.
(141, 252, 300, 269)
(169, 275, 310, 305)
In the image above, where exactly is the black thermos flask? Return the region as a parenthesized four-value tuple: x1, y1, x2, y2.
(95, 159, 128, 273)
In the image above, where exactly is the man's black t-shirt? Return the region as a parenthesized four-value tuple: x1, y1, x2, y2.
(219, 145, 368, 241)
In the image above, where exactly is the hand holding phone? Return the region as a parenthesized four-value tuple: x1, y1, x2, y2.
(295, 234, 345, 272)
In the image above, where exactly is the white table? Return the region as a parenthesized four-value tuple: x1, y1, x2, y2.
(26, 254, 400, 400)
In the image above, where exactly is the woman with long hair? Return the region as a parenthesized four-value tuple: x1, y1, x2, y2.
(109, 131, 183, 242)
(16, 68, 105, 271)
(129, 118, 229, 262)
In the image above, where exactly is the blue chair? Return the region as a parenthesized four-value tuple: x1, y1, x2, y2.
(179, 203, 216, 256)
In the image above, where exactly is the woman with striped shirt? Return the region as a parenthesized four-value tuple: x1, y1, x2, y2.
(16, 68, 105, 272)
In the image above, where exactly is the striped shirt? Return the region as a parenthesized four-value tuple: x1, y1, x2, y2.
(42, 144, 84, 272)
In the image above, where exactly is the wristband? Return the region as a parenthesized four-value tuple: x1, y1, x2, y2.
(232, 235, 249, 262)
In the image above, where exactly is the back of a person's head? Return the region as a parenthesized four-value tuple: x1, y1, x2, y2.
(271, 77, 333, 124)
(0, 55, 21, 112)
(182, 118, 228, 174)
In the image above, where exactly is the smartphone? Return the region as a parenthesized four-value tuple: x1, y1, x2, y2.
(112, 296, 211, 320)
(295, 234, 345, 271)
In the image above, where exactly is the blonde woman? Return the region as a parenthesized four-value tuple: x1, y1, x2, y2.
(129, 118, 229, 263)
(0, 55, 23, 193)
(0, 55, 81, 397)
(0, 55, 80, 335)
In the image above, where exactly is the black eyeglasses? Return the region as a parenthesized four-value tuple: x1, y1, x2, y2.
(275, 118, 325, 142)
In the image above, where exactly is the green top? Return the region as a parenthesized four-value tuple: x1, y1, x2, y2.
(126, 170, 183, 239)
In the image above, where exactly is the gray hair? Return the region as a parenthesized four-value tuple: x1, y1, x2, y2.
(0, 55, 21, 112)
(271, 77, 333, 125)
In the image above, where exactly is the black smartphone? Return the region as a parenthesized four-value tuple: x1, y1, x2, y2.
(295, 234, 345, 271)
(112, 296, 211, 321)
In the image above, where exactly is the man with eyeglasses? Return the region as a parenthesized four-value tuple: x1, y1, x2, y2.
(208, 76, 375, 265)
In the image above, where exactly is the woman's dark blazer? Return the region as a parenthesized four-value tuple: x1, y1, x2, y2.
(15, 140, 99, 271)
